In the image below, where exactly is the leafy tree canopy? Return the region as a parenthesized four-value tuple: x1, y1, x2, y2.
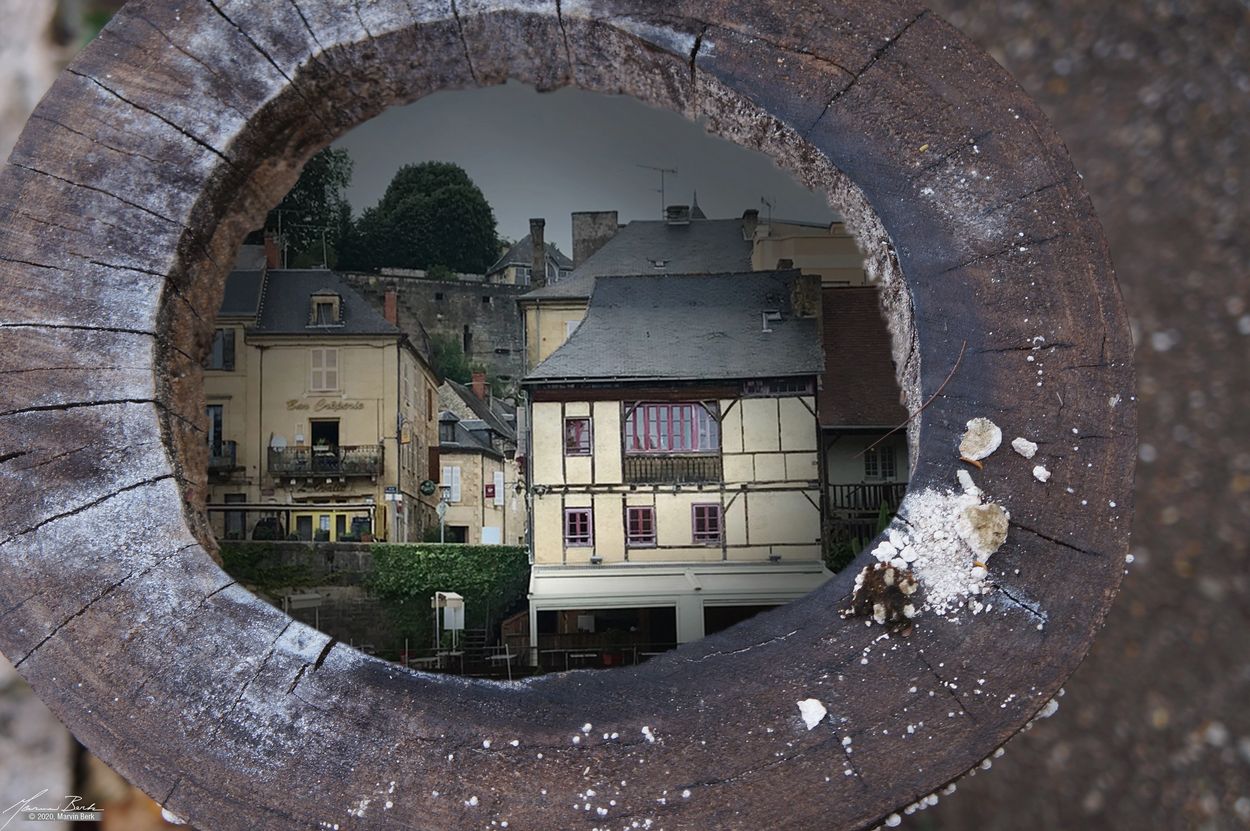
(341, 162, 500, 275)
(429, 332, 471, 384)
(265, 147, 353, 267)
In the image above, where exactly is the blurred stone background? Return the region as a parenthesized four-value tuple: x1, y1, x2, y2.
(2, 1, 1248, 829)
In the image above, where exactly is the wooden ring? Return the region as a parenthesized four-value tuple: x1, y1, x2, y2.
(0, 2, 1134, 828)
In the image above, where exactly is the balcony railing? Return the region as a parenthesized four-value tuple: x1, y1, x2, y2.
(828, 482, 907, 514)
(622, 454, 722, 485)
(268, 444, 384, 478)
(208, 440, 238, 473)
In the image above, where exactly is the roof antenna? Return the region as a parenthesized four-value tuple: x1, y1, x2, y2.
(637, 164, 678, 219)
(760, 196, 774, 225)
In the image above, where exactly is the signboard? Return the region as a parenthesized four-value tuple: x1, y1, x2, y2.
(484, 483, 496, 499)
(384, 486, 400, 502)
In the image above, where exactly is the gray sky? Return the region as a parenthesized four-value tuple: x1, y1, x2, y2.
(332, 82, 836, 254)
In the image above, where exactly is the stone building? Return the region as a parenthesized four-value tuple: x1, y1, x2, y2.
(204, 256, 441, 543)
(520, 270, 831, 662)
(345, 273, 528, 386)
(436, 375, 527, 545)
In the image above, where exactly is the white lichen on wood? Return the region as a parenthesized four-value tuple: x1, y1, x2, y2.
(959, 417, 1003, 461)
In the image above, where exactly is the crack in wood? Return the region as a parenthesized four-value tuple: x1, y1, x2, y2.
(448, 0, 481, 86)
(805, 9, 929, 136)
(1009, 519, 1105, 557)
(65, 68, 237, 168)
(11, 541, 197, 667)
(199, 0, 335, 135)
(0, 474, 173, 549)
(684, 628, 800, 663)
(937, 231, 1069, 276)
(554, 0, 575, 83)
(915, 650, 978, 724)
(991, 583, 1048, 623)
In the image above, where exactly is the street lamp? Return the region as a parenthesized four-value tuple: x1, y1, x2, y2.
(438, 483, 452, 543)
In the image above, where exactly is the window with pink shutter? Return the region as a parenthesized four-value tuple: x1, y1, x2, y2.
(564, 508, 593, 546)
(623, 403, 719, 453)
(692, 503, 723, 544)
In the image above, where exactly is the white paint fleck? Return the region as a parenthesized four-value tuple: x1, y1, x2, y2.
(796, 698, 828, 730)
(1011, 437, 1038, 459)
(1033, 465, 1051, 483)
(465, 796, 479, 808)
(641, 726, 656, 743)
(160, 808, 185, 825)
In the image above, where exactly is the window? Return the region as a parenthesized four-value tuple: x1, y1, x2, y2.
(441, 465, 462, 502)
(206, 404, 223, 454)
(864, 447, 896, 480)
(308, 292, 341, 326)
(742, 377, 814, 396)
(624, 403, 719, 453)
(692, 504, 723, 545)
(626, 506, 656, 547)
(482, 295, 491, 305)
(310, 348, 338, 392)
(439, 421, 456, 443)
(427, 387, 435, 422)
(207, 328, 235, 371)
(564, 508, 593, 547)
(564, 417, 592, 456)
(565, 318, 581, 339)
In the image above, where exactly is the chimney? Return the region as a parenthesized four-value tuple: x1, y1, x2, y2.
(571, 211, 619, 267)
(529, 218, 547, 289)
(741, 209, 760, 241)
(665, 205, 691, 226)
(263, 232, 280, 269)
(471, 370, 488, 401)
(791, 273, 821, 319)
(383, 287, 398, 325)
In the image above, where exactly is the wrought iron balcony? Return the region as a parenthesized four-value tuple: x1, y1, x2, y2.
(208, 440, 238, 473)
(268, 444, 384, 478)
(622, 454, 722, 485)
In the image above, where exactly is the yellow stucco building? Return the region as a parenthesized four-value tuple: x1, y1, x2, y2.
(205, 261, 440, 543)
(521, 270, 831, 658)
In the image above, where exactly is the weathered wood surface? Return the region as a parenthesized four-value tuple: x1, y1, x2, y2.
(0, 2, 1134, 829)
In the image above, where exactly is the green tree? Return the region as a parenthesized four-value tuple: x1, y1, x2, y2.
(344, 162, 499, 274)
(266, 147, 354, 267)
(429, 333, 471, 384)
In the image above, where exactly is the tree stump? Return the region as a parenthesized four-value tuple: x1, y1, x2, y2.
(0, 2, 1134, 829)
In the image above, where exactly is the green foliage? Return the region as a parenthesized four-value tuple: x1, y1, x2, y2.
(266, 147, 354, 267)
(219, 542, 328, 591)
(430, 332, 471, 384)
(340, 162, 499, 274)
(369, 544, 530, 647)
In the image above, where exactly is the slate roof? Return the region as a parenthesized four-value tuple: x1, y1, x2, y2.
(251, 270, 400, 336)
(488, 234, 573, 275)
(819, 286, 908, 428)
(521, 217, 753, 300)
(444, 379, 517, 442)
(220, 270, 265, 317)
(525, 270, 821, 384)
(438, 411, 504, 458)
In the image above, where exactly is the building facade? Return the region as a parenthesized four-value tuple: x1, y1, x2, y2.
(205, 266, 441, 543)
(436, 377, 527, 546)
(521, 271, 831, 661)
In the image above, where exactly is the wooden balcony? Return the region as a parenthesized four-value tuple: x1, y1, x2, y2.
(827, 481, 907, 513)
(268, 445, 384, 478)
(622, 454, 722, 485)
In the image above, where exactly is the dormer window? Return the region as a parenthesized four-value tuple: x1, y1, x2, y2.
(309, 292, 341, 326)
